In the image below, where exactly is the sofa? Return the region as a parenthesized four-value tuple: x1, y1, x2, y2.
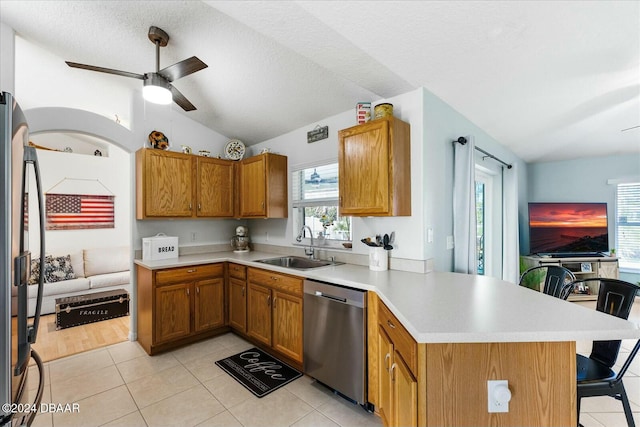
(12, 246, 131, 317)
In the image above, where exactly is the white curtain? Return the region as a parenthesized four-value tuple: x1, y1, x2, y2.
(502, 165, 520, 283)
(453, 136, 477, 274)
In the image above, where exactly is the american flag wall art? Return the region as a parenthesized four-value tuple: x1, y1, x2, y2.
(46, 193, 114, 230)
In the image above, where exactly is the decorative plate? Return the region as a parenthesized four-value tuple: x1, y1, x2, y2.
(148, 130, 169, 150)
(224, 139, 245, 160)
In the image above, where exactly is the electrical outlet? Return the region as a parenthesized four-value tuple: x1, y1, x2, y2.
(488, 380, 511, 413)
(190, 232, 196, 242)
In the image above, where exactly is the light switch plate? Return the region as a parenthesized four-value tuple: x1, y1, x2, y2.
(446, 235, 454, 250)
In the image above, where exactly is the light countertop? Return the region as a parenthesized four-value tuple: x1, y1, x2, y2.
(134, 251, 640, 344)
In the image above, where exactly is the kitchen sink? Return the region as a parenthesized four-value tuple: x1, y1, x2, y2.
(255, 256, 344, 270)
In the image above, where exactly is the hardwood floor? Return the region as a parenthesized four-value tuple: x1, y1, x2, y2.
(29, 314, 130, 363)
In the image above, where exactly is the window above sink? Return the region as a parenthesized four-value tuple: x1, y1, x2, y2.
(291, 162, 352, 250)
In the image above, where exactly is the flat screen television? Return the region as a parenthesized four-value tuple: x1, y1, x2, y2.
(528, 202, 609, 256)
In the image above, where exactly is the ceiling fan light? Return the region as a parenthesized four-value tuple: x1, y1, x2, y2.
(143, 73, 172, 105)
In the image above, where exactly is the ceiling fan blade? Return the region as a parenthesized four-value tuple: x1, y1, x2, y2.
(66, 61, 145, 80)
(158, 56, 207, 82)
(169, 85, 196, 111)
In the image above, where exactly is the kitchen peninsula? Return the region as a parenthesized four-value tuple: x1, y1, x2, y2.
(135, 251, 640, 427)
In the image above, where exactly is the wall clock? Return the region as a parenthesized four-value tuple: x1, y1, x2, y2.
(224, 139, 245, 160)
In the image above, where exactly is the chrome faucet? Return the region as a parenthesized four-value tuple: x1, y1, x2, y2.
(296, 225, 315, 259)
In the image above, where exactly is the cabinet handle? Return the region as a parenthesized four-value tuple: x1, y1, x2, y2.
(198, 203, 201, 210)
(387, 319, 396, 329)
(384, 353, 391, 372)
(186, 288, 190, 296)
(339, 196, 342, 207)
(187, 269, 197, 273)
(196, 286, 200, 295)
(273, 297, 277, 308)
(189, 202, 192, 210)
(390, 362, 397, 382)
(242, 287, 245, 297)
(267, 295, 271, 306)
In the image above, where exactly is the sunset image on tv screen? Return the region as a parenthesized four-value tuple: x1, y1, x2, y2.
(528, 203, 608, 254)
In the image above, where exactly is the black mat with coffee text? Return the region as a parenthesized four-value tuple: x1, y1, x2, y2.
(215, 347, 302, 398)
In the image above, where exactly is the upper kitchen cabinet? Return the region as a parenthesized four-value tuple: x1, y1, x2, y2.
(136, 149, 236, 219)
(338, 117, 411, 216)
(197, 157, 235, 217)
(238, 153, 288, 218)
(136, 149, 194, 218)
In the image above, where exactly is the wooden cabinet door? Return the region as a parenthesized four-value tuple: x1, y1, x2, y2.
(272, 290, 303, 363)
(339, 119, 390, 215)
(155, 283, 191, 343)
(247, 283, 272, 346)
(378, 326, 393, 426)
(197, 158, 235, 217)
(194, 277, 225, 332)
(143, 150, 193, 217)
(598, 260, 619, 279)
(228, 277, 247, 332)
(238, 156, 266, 217)
(393, 351, 418, 427)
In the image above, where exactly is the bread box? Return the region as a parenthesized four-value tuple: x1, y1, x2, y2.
(142, 233, 179, 260)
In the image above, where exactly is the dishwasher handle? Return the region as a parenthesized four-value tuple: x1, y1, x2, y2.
(315, 291, 347, 303)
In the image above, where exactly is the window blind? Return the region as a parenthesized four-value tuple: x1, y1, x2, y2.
(616, 183, 640, 265)
(291, 163, 339, 208)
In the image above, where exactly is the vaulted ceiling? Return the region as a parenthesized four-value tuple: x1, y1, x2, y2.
(1, 0, 638, 162)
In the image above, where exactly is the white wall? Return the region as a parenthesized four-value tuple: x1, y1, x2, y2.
(30, 146, 131, 253)
(247, 89, 425, 262)
(0, 22, 15, 94)
(421, 88, 528, 272)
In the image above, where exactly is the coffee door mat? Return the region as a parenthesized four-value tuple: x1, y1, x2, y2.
(215, 347, 302, 398)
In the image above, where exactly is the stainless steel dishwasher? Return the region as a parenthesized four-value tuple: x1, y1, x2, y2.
(303, 279, 367, 405)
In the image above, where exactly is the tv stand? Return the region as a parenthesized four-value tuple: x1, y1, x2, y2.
(543, 252, 604, 259)
(521, 255, 619, 301)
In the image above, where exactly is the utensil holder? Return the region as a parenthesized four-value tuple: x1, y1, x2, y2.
(369, 247, 388, 271)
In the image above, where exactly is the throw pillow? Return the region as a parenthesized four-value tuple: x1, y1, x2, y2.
(28, 257, 41, 285)
(43, 255, 76, 283)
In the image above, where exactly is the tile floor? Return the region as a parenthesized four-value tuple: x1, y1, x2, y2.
(27, 333, 382, 427)
(24, 300, 640, 427)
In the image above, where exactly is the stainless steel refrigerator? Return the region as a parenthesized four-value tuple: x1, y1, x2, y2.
(1, 92, 45, 427)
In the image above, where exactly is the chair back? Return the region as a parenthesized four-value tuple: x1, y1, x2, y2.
(577, 278, 640, 368)
(519, 265, 576, 300)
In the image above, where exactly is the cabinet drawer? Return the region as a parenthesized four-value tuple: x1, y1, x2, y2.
(228, 263, 247, 280)
(378, 299, 417, 375)
(156, 264, 223, 285)
(248, 268, 302, 296)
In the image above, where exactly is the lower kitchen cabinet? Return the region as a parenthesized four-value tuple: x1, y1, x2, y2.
(245, 267, 303, 364)
(377, 327, 417, 427)
(370, 293, 420, 427)
(272, 290, 303, 362)
(194, 277, 225, 332)
(155, 282, 191, 343)
(137, 263, 226, 355)
(228, 263, 247, 332)
(247, 282, 272, 346)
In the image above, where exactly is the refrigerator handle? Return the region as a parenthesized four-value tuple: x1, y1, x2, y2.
(24, 146, 45, 344)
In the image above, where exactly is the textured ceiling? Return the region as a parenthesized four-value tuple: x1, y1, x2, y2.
(1, 0, 638, 163)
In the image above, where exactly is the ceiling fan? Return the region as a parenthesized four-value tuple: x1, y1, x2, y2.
(66, 26, 207, 111)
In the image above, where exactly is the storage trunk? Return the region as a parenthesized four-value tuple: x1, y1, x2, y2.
(55, 289, 129, 330)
